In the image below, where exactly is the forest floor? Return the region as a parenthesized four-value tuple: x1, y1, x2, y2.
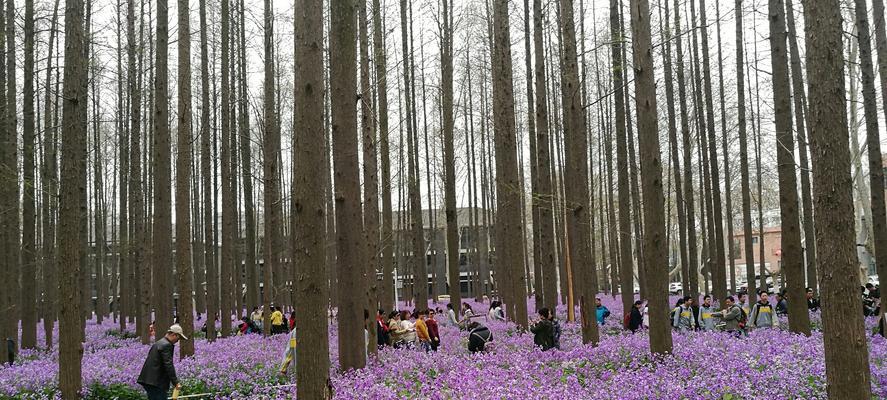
(2, 296, 886, 399)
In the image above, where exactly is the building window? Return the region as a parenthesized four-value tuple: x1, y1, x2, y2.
(751, 236, 758, 245)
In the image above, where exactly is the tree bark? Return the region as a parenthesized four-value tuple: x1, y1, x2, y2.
(42, 0, 61, 348)
(629, 0, 672, 354)
(198, 0, 217, 342)
(441, 0, 460, 312)
(805, 0, 873, 393)
(735, 0, 756, 302)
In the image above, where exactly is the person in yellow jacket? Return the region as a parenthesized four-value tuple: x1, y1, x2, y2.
(415, 310, 431, 352)
(270, 306, 285, 335)
(279, 327, 297, 375)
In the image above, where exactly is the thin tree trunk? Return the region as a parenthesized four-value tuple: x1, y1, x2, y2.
(198, 0, 217, 342)
(219, 0, 234, 337)
(128, 0, 149, 344)
(715, 0, 736, 293)
(611, 0, 634, 316)
(785, 0, 816, 291)
(237, 0, 258, 312)
(175, 0, 195, 356)
(359, 0, 379, 353)
(769, 0, 810, 335)
(373, 0, 394, 314)
(805, 0, 872, 393)
(734, 0, 755, 303)
(674, 0, 698, 299)
(20, 0, 38, 349)
(559, 0, 596, 342)
(438, 0, 458, 310)
(42, 0, 61, 348)
(533, 0, 557, 310)
(697, 0, 727, 302)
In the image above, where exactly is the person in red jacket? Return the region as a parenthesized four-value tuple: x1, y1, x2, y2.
(427, 310, 440, 351)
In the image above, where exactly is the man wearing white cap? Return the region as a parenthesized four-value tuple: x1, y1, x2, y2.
(137, 324, 188, 400)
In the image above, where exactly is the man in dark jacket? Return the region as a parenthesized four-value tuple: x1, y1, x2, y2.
(530, 308, 555, 350)
(628, 300, 644, 332)
(467, 322, 492, 353)
(138, 324, 187, 400)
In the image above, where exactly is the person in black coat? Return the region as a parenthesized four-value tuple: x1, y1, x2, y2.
(467, 322, 492, 353)
(628, 300, 644, 332)
(530, 308, 555, 351)
(138, 324, 188, 400)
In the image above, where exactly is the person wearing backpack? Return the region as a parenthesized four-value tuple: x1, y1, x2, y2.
(697, 295, 718, 332)
(749, 291, 779, 329)
(530, 308, 555, 351)
(713, 296, 745, 338)
(672, 296, 696, 331)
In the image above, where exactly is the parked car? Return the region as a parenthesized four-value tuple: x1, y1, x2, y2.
(668, 282, 683, 294)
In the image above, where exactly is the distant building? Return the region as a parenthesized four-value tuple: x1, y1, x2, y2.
(392, 207, 493, 301)
(730, 226, 781, 281)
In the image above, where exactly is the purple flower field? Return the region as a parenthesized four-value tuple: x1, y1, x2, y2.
(2, 297, 886, 399)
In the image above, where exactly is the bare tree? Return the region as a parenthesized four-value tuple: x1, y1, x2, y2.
(441, 0, 460, 312)
(373, 0, 395, 312)
(152, 0, 172, 331)
(220, 0, 235, 337)
(735, 0, 756, 303)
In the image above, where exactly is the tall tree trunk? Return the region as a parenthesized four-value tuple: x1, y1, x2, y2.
(611, 0, 634, 316)
(769, 0, 810, 335)
(441, 0, 460, 312)
(533, 0, 557, 310)
(785, 0, 816, 291)
(58, 0, 88, 390)
(805, 0, 873, 394)
(674, 0, 699, 299)
(858, 0, 887, 314)
(293, 0, 331, 395)
(20, 0, 37, 349)
(630, 0, 672, 354)
(492, 0, 529, 328)
(152, 0, 172, 332)
(331, 0, 367, 371)
(6, 0, 19, 343)
(0, 0, 8, 364)
(220, 0, 234, 337)
(42, 0, 61, 348)
(237, 0, 258, 312)
(735, 0, 756, 303)
(198, 0, 217, 342)
(559, 0, 595, 341)
(715, 0, 736, 293)
(175, 0, 195, 357)
(661, 0, 687, 307)
(261, 0, 280, 338)
(128, 0, 149, 344)
(697, 0, 727, 302)
(373, 0, 394, 313)
(359, 0, 379, 354)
